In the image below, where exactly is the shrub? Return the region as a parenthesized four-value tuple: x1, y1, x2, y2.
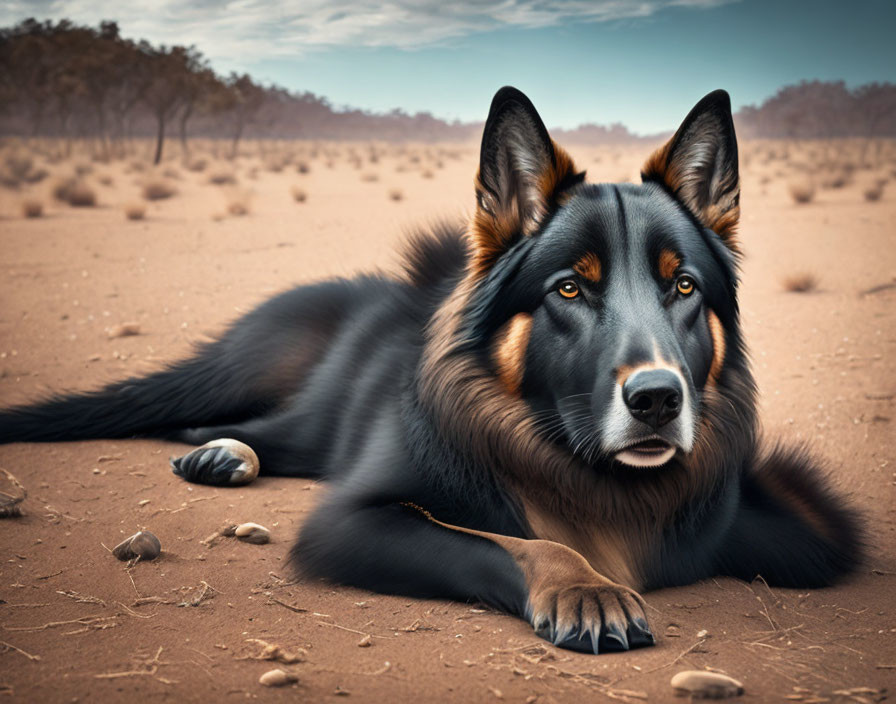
(21, 199, 43, 218)
(142, 178, 178, 200)
(124, 203, 146, 220)
(54, 178, 96, 206)
(788, 179, 815, 204)
(863, 183, 884, 202)
(388, 188, 404, 202)
(782, 272, 818, 293)
(290, 186, 307, 202)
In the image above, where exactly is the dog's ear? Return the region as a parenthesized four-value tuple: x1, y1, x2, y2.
(472, 87, 582, 276)
(641, 90, 740, 250)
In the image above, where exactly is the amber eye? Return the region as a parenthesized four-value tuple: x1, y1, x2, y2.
(558, 280, 580, 299)
(676, 275, 696, 296)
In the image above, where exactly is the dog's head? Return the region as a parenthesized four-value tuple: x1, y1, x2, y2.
(463, 87, 742, 470)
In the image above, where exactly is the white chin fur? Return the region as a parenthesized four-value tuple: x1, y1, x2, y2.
(614, 446, 677, 468)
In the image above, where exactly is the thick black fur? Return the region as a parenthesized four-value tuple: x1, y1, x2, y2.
(0, 87, 863, 655)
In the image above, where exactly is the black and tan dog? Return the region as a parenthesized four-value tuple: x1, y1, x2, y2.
(0, 87, 863, 654)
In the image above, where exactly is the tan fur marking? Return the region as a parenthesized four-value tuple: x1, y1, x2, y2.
(706, 310, 726, 386)
(641, 140, 740, 251)
(471, 142, 579, 279)
(658, 249, 681, 280)
(493, 313, 532, 395)
(401, 502, 646, 625)
(573, 252, 602, 282)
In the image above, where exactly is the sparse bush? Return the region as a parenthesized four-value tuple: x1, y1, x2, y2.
(186, 158, 208, 172)
(73, 162, 93, 176)
(227, 198, 250, 216)
(819, 169, 850, 189)
(142, 178, 178, 200)
(124, 203, 146, 220)
(388, 188, 404, 202)
(21, 199, 43, 218)
(208, 169, 237, 185)
(782, 272, 818, 293)
(361, 172, 379, 182)
(296, 161, 310, 174)
(863, 183, 884, 201)
(788, 179, 816, 204)
(97, 174, 114, 186)
(290, 186, 307, 202)
(54, 177, 96, 206)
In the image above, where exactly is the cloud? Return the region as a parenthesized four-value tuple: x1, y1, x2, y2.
(2, 0, 734, 62)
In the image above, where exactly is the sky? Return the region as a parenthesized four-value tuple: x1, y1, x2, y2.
(3, 0, 894, 134)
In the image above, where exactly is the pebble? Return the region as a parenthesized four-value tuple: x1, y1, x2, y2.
(235, 522, 270, 544)
(259, 668, 298, 687)
(671, 670, 744, 699)
(112, 530, 161, 561)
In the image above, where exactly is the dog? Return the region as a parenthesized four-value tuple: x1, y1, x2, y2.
(0, 87, 863, 654)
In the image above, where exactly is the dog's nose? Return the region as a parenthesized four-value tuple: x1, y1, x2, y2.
(622, 369, 683, 430)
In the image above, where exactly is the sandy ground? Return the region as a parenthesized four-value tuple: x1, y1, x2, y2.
(0, 139, 894, 702)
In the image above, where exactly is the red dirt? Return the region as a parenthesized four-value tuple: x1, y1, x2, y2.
(0, 143, 893, 702)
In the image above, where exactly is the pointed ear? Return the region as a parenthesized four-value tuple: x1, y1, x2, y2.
(472, 87, 583, 277)
(641, 90, 740, 250)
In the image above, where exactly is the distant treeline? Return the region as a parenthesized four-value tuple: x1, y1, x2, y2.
(1, 18, 894, 160)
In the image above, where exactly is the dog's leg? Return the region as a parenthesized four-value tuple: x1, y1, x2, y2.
(716, 444, 864, 587)
(169, 411, 318, 485)
(293, 498, 654, 654)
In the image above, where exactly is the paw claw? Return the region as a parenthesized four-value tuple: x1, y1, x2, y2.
(627, 617, 655, 649)
(170, 439, 259, 486)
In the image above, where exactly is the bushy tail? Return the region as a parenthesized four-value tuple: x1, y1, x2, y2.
(0, 353, 268, 444)
(718, 443, 865, 588)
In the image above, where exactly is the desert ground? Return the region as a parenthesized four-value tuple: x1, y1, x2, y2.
(0, 136, 893, 703)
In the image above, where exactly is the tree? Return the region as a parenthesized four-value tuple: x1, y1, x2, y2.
(140, 44, 196, 165)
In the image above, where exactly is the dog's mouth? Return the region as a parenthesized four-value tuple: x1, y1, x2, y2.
(614, 439, 677, 468)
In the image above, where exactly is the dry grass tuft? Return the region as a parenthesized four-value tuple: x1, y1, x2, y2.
(421, 169, 434, 179)
(290, 186, 307, 203)
(788, 179, 816, 204)
(186, 158, 208, 172)
(142, 178, 178, 201)
(124, 203, 146, 220)
(21, 198, 43, 218)
(388, 188, 404, 202)
(863, 183, 884, 202)
(97, 174, 114, 186)
(782, 272, 818, 293)
(296, 161, 310, 174)
(54, 178, 97, 206)
(226, 189, 252, 216)
(208, 168, 237, 185)
(360, 172, 379, 183)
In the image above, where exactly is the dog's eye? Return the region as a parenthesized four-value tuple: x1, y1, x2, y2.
(558, 280, 580, 299)
(676, 275, 696, 296)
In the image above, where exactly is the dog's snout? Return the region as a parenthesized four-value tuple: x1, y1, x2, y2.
(622, 369, 682, 430)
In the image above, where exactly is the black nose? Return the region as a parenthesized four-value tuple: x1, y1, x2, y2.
(622, 369, 683, 430)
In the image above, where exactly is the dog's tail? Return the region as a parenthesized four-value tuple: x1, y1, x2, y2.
(0, 349, 270, 444)
(0, 279, 368, 445)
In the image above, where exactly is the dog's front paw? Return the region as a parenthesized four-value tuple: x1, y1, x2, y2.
(528, 582, 654, 654)
(170, 438, 259, 486)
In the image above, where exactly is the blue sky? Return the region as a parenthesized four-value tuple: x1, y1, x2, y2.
(4, 0, 894, 133)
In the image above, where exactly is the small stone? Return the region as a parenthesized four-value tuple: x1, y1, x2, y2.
(357, 635, 372, 647)
(259, 668, 297, 687)
(697, 629, 709, 638)
(107, 322, 141, 338)
(665, 624, 681, 638)
(235, 522, 270, 544)
(112, 530, 161, 561)
(671, 670, 744, 699)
